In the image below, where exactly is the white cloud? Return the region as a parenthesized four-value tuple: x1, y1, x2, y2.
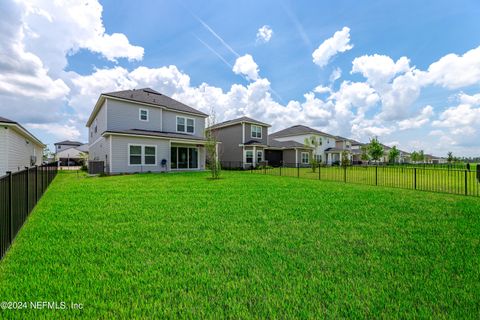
(232, 54, 260, 81)
(25, 123, 81, 141)
(398, 105, 434, 130)
(329, 67, 342, 83)
(256, 25, 273, 43)
(312, 27, 353, 68)
(418, 46, 480, 89)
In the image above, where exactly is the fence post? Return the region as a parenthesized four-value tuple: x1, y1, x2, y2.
(344, 165, 347, 183)
(414, 168, 417, 190)
(34, 165, 38, 203)
(7, 171, 13, 244)
(465, 170, 468, 196)
(279, 165, 282, 176)
(25, 167, 29, 214)
(297, 163, 300, 178)
(375, 166, 378, 186)
(318, 163, 321, 180)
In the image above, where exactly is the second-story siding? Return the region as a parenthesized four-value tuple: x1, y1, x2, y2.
(106, 98, 162, 132)
(89, 100, 107, 145)
(162, 110, 205, 138)
(213, 124, 243, 162)
(244, 123, 268, 145)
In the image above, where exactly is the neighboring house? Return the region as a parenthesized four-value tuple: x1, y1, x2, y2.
(0, 116, 44, 176)
(380, 144, 410, 163)
(424, 154, 447, 164)
(207, 118, 312, 167)
(206, 116, 270, 168)
(54, 140, 88, 166)
(269, 125, 337, 164)
(86, 88, 209, 174)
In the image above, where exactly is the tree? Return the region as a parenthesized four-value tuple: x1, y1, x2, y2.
(367, 137, 384, 163)
(447, 152, 454, 164)
(205, 110, 221, 179)
(304, 135, 320, 172)
(43, 146, 53, 162)
(388, 146, 400, 164)
(360, 145, 370, 164)
(341, 150, 350, 167)
(418, 150, 425, 163)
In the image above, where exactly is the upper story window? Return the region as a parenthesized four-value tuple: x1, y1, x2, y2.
(177, 116, 195, 134)
(251, 125, 262, 139)
(139, 108, 149, 121)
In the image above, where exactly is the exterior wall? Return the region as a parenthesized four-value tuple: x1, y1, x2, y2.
(274, 133, 335, 163)
(56, 147, 84, 159)
(162, 110, 205, 138)
(282, 149, 297, 164)
(55, 143, 82, 153)
(89, 100, 108, 145)
(106, 98, 162, 132)
(212, 124, 243, 163)
(244, 123, 268, 145)
(0, 127, 7, 176)
(4, 127, 43, 174)
(89, 136, 110, 166)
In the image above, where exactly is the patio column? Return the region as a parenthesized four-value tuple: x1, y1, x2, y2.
(253, 146, 256, 167)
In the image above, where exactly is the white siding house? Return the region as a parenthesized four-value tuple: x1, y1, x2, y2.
(0, 117, 44, 176)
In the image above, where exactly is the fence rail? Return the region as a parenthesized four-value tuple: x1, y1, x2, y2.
(0, 162, 58, 260)
(220, 161, 480, 197)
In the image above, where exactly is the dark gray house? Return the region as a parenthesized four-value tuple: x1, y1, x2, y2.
(85, 88, 209, 173)
(207, 116, 312, 168)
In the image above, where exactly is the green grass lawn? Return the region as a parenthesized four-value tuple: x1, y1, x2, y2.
(0, 171, 479, 319)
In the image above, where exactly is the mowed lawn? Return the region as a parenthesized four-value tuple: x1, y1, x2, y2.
(0, 171, 479, 319)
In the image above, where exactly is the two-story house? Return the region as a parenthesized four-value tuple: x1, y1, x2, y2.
(207, 117, 313, 168)
(54, 140, 88, 166)
(86, 88, 209, 174)
(268, 125, 336, 164)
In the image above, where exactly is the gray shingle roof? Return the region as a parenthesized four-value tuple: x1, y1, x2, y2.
(268, 138, 311, 149)
(269, 125, 336, 139)
(0, 116, 16, 124)
(103, 88, 208, 117)
(207, 116, 271, 129)
(104, 129, 207, 141)
(54, 140, 83, 146)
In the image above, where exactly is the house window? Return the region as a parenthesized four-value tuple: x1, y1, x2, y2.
(251, 125, 262, 139)
(187, 118, 194, 133)
(129, 145, 142, 165)
(95, 126, 97, 133)
(315, 154, 322, 162)
(257, 150, 263, 163)
(139, 108, 149, 121)
(176, 116, 195, 133)
(301, 152, 309, 164)
(245, 150, 253, 163)
(129, 145, 156, 166)
(171, 147, 198, 169)
(144, 146, 156, 164)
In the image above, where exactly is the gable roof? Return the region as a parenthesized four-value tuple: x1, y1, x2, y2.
(207, 116, 271, 130)
(86, 88, 208, 126)
(269, 125, 336, 139)
(0, 116, 44, 146)
(268, 138, 311, 149)
(54, 140, 83, 146)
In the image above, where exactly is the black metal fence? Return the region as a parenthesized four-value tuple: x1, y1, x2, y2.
(0, 162, 58, 260)
(221, 161, 480, 197)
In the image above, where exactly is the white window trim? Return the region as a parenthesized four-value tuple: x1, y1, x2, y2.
(139, 108, 149, 122)
(251, 125, 262, 139)
(301, 152, 310, 164)
(128, 144, 157, 166)
(176, 116, 195, 134)
(256, 150, 263, 162)
(245, 150, 254, 164)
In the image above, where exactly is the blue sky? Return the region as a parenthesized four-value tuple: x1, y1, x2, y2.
(1, 0, 480, 156)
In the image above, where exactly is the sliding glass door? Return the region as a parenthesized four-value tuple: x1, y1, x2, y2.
(171, 147, 199, 169)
